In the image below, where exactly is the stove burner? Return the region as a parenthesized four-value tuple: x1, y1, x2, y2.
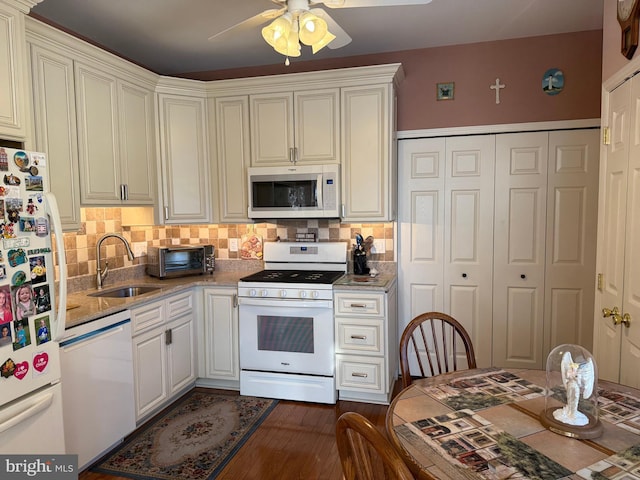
(240, 269, 344, 284)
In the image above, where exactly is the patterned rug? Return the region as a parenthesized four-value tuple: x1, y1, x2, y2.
(92, 390, 278, 480)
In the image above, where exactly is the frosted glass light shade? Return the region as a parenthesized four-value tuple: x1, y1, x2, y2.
(274, 29, 301, 57)
(299, 11, 328, 46)
(262, 14, 293, 48)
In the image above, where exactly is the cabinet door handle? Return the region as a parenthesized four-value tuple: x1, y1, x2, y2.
(351, 372, 368, 378)
(289, 147, 294, 163)
(349, 303, 367, 308)
(350, 335, 367, 340)
(462, 273, 467, 278)
(120, 184, 126, 200)
(233, 294, 238, 309)
(520, 274, 526, 279)
(164, 207, 169, 220)
(341, 204, 345, 218)
(165, 329, 172, 345)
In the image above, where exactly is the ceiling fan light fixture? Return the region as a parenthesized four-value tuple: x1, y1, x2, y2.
(261, 13, 293, 48)
(311, 30, 336, 53)
(298, 11, 328, 46)
(274, 26, 301, 57)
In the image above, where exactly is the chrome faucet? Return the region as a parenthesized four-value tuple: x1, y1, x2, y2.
(96, 233, 135, 289)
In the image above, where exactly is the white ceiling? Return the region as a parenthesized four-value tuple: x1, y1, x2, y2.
(30, 0, 605, 76)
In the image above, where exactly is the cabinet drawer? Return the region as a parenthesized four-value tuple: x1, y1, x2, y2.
(336, 318, 383, 355)
(166, 291, 194, 318)
(336, 355, 384, 392)
(334, 292, 384, 316)
(131, 300, 165, 334)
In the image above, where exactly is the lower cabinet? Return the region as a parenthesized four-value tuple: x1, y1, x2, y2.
(198, 287, 239, 389)
(131, 291, 196, 421)
(334, 284, 398, 404)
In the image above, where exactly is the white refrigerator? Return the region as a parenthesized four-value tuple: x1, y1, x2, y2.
(0, 147, 67, 454)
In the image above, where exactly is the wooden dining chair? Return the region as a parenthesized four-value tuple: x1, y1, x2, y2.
(399, 312, 477, 389)
(336, 412, 415, 480)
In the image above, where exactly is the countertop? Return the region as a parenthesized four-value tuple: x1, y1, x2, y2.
(64, 271, 249, 330)
(333, 273, 397, 292)
(64, 271, 398, 330)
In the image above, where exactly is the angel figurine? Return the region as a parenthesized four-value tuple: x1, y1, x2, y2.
(552, 351, 595, 426)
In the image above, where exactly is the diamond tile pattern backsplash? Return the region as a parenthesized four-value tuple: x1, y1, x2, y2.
(61, 208, 395, 279)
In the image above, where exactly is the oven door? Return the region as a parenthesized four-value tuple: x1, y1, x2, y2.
(238, 297, 334, 376)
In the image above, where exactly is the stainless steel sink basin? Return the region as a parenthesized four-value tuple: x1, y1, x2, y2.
(89, 285, 161, 298)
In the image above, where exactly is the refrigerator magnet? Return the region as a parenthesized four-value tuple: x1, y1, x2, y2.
(11, 270, 26, 286)
(13, 360, 28, 380)
(35, 218, 48, 237)
(1, 358, 16, 377)
(32, 351, 48, 375)
(35, 316, 50, 345)
(13, 151, 28, 169)
(19, 217, 35, 233)
(3, 174, 20, 186)
(0, 324, 12, 347)
(8, 249, 27, 267)
(0, 148, 7, 171)
(25, 176, 43, 192)
(12, 319, 31, 349)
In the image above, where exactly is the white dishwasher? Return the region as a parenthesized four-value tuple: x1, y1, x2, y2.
(60, 310, 136, 471)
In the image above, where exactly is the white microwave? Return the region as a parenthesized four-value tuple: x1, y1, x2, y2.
(247, 164, 340, 219)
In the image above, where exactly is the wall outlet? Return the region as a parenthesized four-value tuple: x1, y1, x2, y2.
(371, 239, 386, 254)
(229, 238, 239, 252)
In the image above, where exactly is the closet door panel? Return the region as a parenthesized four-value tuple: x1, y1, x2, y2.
(444, 136, 495, 367)
(545, 129, 599, 352)
(494, 132, 548, 368)
(398, 138, 445, 333)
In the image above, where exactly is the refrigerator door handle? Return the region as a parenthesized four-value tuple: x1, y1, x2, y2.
(44, 192, 68, 341)
(0, 391, 54, 434)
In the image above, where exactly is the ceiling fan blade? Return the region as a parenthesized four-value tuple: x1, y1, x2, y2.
(320, 0, 432, 8)
(309, 8, 352, 49)
(208, 8, 284, 41)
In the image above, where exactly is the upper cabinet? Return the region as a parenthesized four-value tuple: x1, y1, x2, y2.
(26, 17, 159, 223)
(341, 84, 396, 222)
(75, 61, 156, 205)
(0, 0, 32, 141)
(250, 89, 339, 166)
(157, 80, 211, 224)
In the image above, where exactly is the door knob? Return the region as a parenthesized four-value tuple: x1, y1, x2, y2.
(603, 307, 632, 328)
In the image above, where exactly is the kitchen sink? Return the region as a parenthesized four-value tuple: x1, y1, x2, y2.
(89, 285, 161, 298)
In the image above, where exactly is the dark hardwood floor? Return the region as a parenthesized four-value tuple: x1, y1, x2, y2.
(79, 384, 401, 480)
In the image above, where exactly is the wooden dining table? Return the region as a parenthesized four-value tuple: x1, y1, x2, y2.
(385, 367, 640, 480)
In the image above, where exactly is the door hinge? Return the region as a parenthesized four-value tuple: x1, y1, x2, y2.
(597, 273, 603, 291)
(603, 127, 611, 145)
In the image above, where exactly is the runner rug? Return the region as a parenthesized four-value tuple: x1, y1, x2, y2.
(91, 390, 278, 480)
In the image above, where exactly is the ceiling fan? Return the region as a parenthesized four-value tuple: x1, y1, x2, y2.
(209, 0, 433, 64)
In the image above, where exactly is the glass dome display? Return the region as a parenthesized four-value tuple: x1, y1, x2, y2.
(539, 344, 603, 439)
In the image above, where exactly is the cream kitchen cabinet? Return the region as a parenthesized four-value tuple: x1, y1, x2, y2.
(249, 89, 339, 166)
(341, 83, 397, 222)
(157, 85, 212, 224)
(198, 287, 239, 389)
(334, 284, 397, 404)
(131, 291, 196, 421)
(210, 95, 250, 223)
(75, 61, 156, 205)
(28, 40, 82, 230)
(0, 0, 31, 140)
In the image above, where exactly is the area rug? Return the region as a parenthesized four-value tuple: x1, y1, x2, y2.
(92, 390, 278, 480)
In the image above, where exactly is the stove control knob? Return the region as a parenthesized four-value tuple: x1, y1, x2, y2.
(300, 291, 308, 298)
(312, 291, 320, 299)
(280, 290, 287, 297)
(249, 289, 257, 297)
(261, 289, 268, 297)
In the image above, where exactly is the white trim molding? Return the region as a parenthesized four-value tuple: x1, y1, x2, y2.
(397, 118, 601, 139)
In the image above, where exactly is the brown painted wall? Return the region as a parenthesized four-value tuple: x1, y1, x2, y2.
(183, 30, 603, 131)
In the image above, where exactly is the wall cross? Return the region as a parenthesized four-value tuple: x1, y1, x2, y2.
(490, 78, 505, 104)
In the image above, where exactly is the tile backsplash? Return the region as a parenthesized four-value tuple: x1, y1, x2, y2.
(61, 207, 395, 280)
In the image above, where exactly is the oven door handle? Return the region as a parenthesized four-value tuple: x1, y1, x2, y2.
(238, 297, 333, 309)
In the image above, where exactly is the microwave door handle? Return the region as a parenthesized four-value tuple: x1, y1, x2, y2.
(316, 174, 323, 208)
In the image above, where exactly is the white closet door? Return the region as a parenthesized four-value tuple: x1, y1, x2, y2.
(398, 137, 446, 330)
(493, 132, 548, 369)
(444, 136, 495, 367)
(544, 129, 599, 354)
(620, 76, 640, 388)
(595, 80, 630, 382)
(398, 136, 494, 367)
